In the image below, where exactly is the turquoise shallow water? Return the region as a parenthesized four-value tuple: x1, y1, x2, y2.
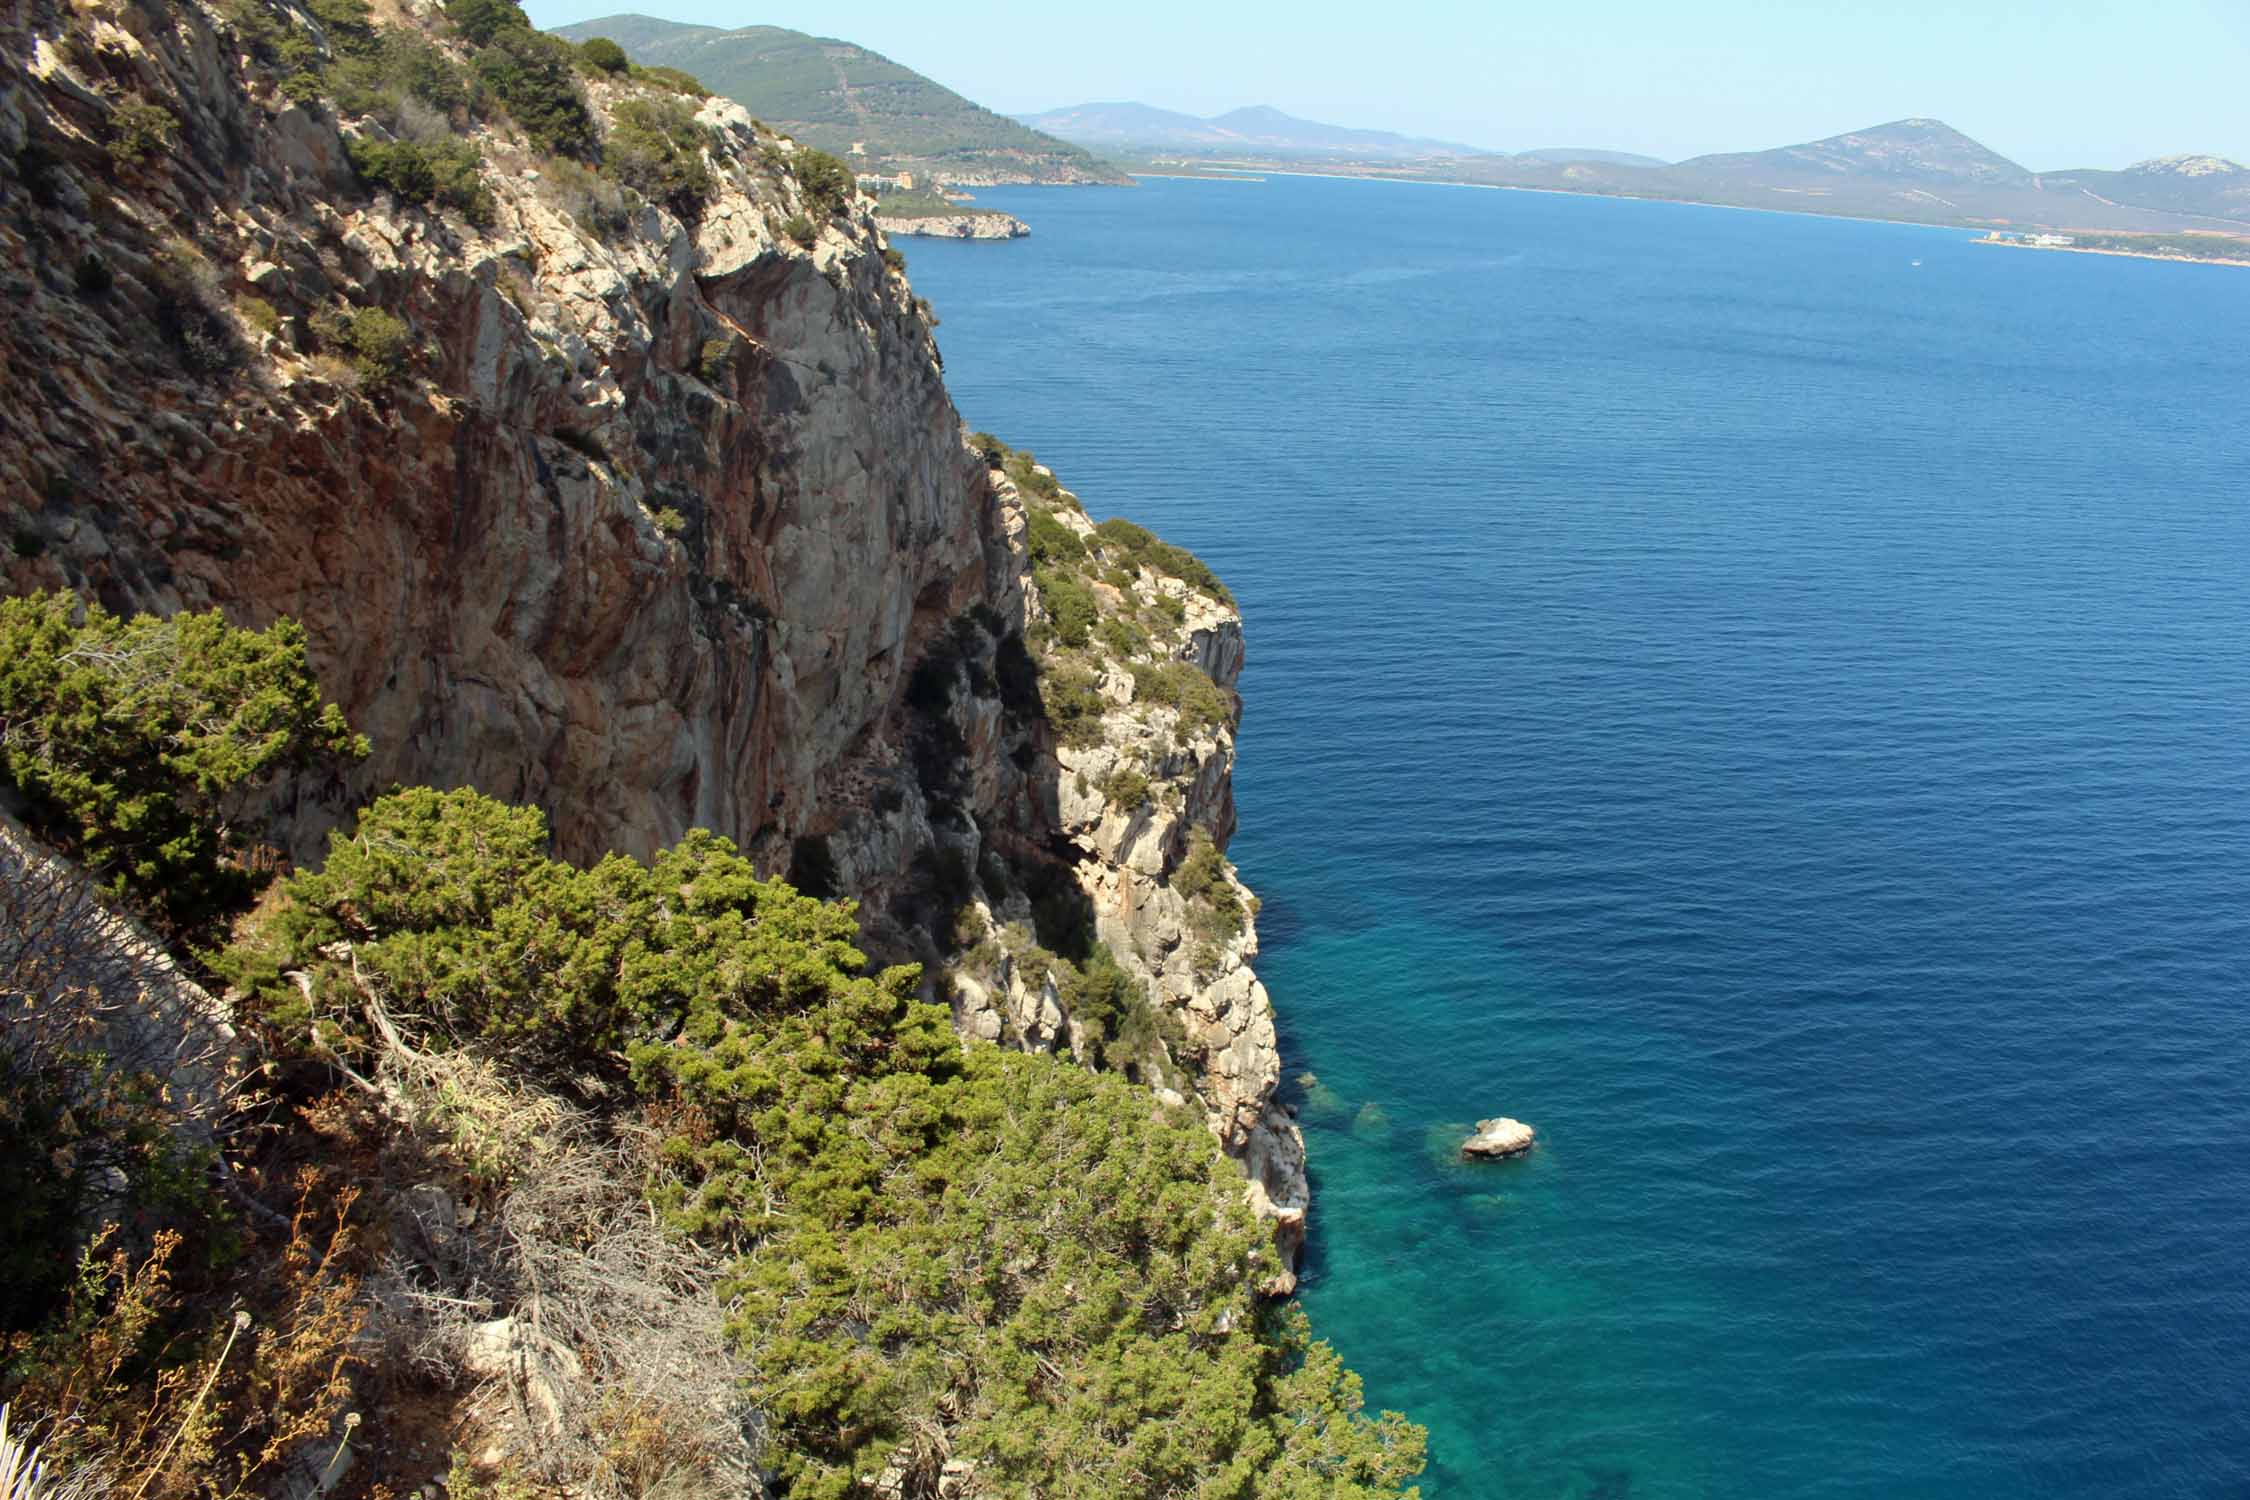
(901, 177, 2250, 1498)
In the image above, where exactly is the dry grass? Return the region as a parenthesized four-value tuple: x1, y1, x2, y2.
(3, 1180, 366, 1500)
(313, 981, 761, 1498)
(378, 1116, 759, 1498)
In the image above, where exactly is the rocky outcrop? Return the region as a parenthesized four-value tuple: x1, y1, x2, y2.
(876, 211, 1028, 240)
(1, 808, 238, 1127)
(1462, 1117, 1537, 1159)
(0, 0, 1304, 1272)
(936, 471, 1308, 1283)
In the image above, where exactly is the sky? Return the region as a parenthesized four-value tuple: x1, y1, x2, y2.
(520, 0, 2250, 169)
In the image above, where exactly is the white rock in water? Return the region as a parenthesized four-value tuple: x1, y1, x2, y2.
(1461, 1117, 1536, 1159)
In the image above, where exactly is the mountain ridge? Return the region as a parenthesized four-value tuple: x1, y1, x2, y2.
(553, 12, 1130, 183)
(1678, 117, 2034, 185)
(1028, 101, 2250, 233)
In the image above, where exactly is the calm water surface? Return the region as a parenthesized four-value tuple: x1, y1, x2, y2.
(902, 177, 2250, 1499)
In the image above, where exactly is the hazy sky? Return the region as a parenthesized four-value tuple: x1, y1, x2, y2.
(521, 0, 2250, 168)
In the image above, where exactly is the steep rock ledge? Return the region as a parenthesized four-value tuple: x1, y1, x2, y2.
(0, 0, 1303, 1267)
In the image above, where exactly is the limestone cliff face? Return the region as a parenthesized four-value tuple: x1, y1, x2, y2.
(1, 0, 983, 868)
(0, 0, 1303, 1267)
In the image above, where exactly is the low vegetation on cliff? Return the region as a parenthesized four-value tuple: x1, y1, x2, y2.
(1, 597, 1425, 1496)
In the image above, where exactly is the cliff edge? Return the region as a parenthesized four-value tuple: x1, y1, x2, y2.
(0, 0, 1303, 1267)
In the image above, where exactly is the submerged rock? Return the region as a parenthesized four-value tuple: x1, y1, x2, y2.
(1461, 1117, 1536, 1160)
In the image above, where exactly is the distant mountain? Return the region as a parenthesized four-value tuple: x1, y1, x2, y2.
(1428, 118, 2250, 235)
(1513, 147, 1671, 168)
(2034, 155, 2250, 226)
(552, 15, 1127, 184)
(1017, 102, 1235, 151)
(1679, 118, 2033, 185)
(1019, 101, 1490, 159)
(1205, 105, 1487, 157)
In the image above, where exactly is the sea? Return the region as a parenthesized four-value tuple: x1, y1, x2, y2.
(899, 175, 2250, 1499)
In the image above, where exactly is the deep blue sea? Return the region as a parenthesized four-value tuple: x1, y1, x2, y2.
(901, 176, 2250, 1499)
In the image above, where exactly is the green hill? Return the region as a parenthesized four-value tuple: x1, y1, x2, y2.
(553, 14, 1129, 184)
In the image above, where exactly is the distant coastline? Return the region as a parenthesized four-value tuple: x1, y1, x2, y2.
(1116, 165, 2250, 258)
(1131, 162, 1979, 236)
(1974, 233, 2250, 269)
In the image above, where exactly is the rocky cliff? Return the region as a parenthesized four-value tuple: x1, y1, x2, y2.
(0, 0, 1304, 1268)
(875, 210, 1028, 240)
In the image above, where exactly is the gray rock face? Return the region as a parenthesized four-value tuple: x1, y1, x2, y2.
(1462, 1117, 1537, 1159)
(0, 0, 1305, 1276)
(0, 810, 238, 1130)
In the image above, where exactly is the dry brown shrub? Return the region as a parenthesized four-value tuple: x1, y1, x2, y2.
(4, 1173, 366, 1500)
(375, 1110, 759, 1499)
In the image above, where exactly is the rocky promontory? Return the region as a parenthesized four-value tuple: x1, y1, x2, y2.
(877, 210, 1030, 239)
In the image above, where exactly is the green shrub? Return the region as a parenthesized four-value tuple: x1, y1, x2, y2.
(1036, 569, 1096, 649)
(576, 35, 628, 73)
(218, 784, 1426, 1496)
(221, 0, 290, 60)
(1098, 764, 1150, 810)
(0, 593, 365, 933)
(697, 335, 736, 384)
(1096, 613, 1149, 661)
(237, 294, 280, 333)
(1023, 508, 1085, 567)
(348, 135, 494, 224)
(1093, 515, 1156, 553)
(1095, 515, 1234, 603)
(1053, 942, 1190, 1081)
(1003, 449, 1067, 504)
(967, 430, 1007, 467)
(444, 0, 525, 46)
(326, 31, 473, 117)
(633, 63, 707, 97)
(472, 30, 596, 158)
(385, 33, 473, 109)
(780, 212, 816, 248)
(603, 95, 713, 218)
(1130, 659, 1234, 732)
(791, 146, 856, 216)
(1056, 940, 1134, 1035)
(312, 303, 415, 386)
(881, 244, 906, 274)
(306, 0, 379, 53)
(1173, 827, 1245, 938)
(652, 506, 687, 536)
(108, 98, 178, 170)
(1040, 660, 1106, 745)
